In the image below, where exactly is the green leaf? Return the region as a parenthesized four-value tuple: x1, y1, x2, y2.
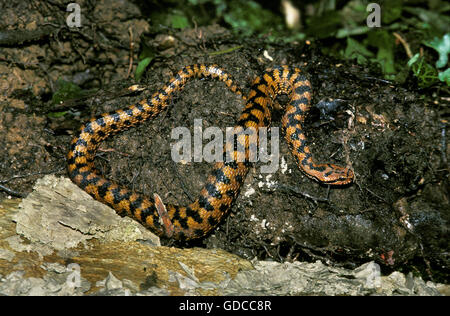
(438, 68, 450, 85)
(47, 111, 68, 118)
(135, 57, 152, 81)
(382, 0, 403, 24)
(51, 79, 84, 106)
(135, 40, 156, 81)
(424, 33, 450, 69)
(307, 11, 342, 39)
(407, 54, 439, 88)
(171, 15, 189, 29)
(344, 37, 374, 64)
(367, 30, 395, 74)
(139, 39, 156, 61)
(407, 53, 420, 67)
(223, 0, 281, 36)
(336, 26, 370, 39)
(403, 7, 450, 35)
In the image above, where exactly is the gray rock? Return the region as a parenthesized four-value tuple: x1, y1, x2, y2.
(13, 175, 160, 251)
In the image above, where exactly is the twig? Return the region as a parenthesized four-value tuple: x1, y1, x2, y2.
(355, 181, 388, 204)
(0, 167, 64, 184)
(209, 45, 243, 56)
(275, 183, 330, 203)
(0, 184, 26, 198)
(0, 166, 65, 198)
(393, 32, 413, 59)
(126, 27, 135, 78)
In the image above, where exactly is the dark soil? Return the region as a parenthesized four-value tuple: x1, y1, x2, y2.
(0, 0, 448, 283)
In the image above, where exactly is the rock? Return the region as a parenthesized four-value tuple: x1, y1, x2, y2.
(0, 176, 445, 296)
(13, 175, 160, 250)
(219, 260, 442, 296)
(0, 264, 90, 296)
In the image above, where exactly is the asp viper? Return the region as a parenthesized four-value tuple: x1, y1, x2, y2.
(67, 64, 354, 241)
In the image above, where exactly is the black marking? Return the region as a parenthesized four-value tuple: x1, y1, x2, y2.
(135, 103, 145, 113)
(237, 112, 260, 126)
(86, 175, 100, 185)
(219, 203, 229, 214)
(171, 209, 189, 229)
(296, 139, 307, 153)
(168, 79, 178, 91)
(194, 229, 204, 237)
(249, 86, 270, 101)
(67, 156, 76, 165)
(205, 183, 222, 199)
(96, 117, 106, 127)
(84, 124, 94, 134)
(198, 196, 214, 212)
(186, 206, 203, 224)
(213, 168, 231, 185)
(139, 206, 153, 224)
(79, 170, 92, 180)
(291, 102, 307, 115)
(260, 73, 273, 87)
(294, 83, 311, 95)
(208, 216, 218, 227)
(289, 131, 299, 140)
(97, 181, 111, 200)
(75, 138, 88, 148)
(74, 162, 87, 169)
(129, 195, 143, 214)
(226, 189, 236, 198)
(312, 164, 326, 172)
(158, 88, 168, 98)
(300, 152, 312, 163)
(243, 102, 265, 114)
(153, 93, 161, 103)
(124, 108, 134, 117)
(111, 187, 131, 205)
(177, 215, 189, 229)
(292, 97, 309, 108)
(68, 169, 80, 181)
(284, 68, 294, 81)
(324, 169, 334, 177)
(112, 113, 121, 122)
(285, 112, 304, 126)
(90, 137, 99, 146)
(175, 71, 187, 82)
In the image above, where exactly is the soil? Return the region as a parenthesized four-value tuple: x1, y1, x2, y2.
(0, 0, 448, 283)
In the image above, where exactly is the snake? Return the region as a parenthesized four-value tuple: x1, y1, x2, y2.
(67, 64, 354, 241)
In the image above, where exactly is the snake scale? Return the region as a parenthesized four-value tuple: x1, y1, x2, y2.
(67, 64, 354, 241)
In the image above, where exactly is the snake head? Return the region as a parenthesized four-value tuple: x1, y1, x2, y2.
(320, 164, 354, 185)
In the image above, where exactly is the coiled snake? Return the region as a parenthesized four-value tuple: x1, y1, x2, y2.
(67, 64, 354, 241)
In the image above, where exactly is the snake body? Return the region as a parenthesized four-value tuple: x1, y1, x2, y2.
(67, 64, 354, 241)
